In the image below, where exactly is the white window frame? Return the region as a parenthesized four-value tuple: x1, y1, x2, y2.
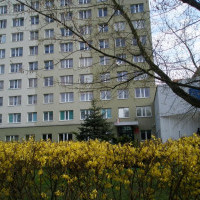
(60, 27, 73, 36)
(60, 12, 72, 21)
(118, 108, 129, 118)
(117, 71, 128, 82)
(30, 30, 39, 40)
(80, 92, 93, 101)
(99, 23, 108, 32)
(29, 62, 38, 71)
(0, 34, 6, 43)
(9, 79, 21, 89)
(79, 25, 92, 35)
(136, 106, 152, 117)
(60, 59, 73, 68)
(60, 43, 73, 52)
(135, 88, 150, 98)
(100, 73, 110, 82)
(79, 10, 92, 19)
(60, 0, 72, 6)
(45, 29, 54, 38)
(13, 4, 24, 12)
(80, 109, 92, 120)
(132, 20, 145, 29)
(0, 20, 7, 29)
(60, 92, 74, 103)
(100, 90, 111, 100)
(44, 93, 53, 104)
(114, 22, 125, 31)
(99, 39, 109, 49)
(28, 95, 37, 105)
(79, 0, 91, 4)
(0, 65, 5, 74)
(0, 49, 5, 58)
(115, 37, 125, 47)
(60, 75, 73, 85)
(79, 57, 92, 67)
(13, 18, 24, 27)
(117, 90, 129, 99)
(116, 54, 126, 65)
(100, 56, 110, 65)
(58, 133, 72, 141)
(0, 81, 4, 90)
(6, 135, 19, 141)
(44, 44, 54, 54)
(11, 47, 23, 57)
(8, 113, 21, 123)
(44, 60, 54, 70)
(44, 77, 53, 87)
(0, 6, 7, 14)
(130, 4, 144, 13)
(42, 133, 52, 141)
(98, 8, 107, 17)
(101, 108, 111, 119)
(10, 63, 22, 73)
(43, 111, 53, 121)
(80, 74, 93, 84)
(28, 112, 37, 122)
(12, 32, 23, 42)
(133, 55, 145, 63)
(28, 78, 38, 88)
(31, 16, 39, 25)
(29, 46, 38, 55)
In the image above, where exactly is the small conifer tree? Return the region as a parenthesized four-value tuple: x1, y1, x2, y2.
(77, 100, 113, 141)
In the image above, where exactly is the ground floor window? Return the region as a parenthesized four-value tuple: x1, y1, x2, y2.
(59, 133, 73, 141)
(25, 134, 35, 141)
(42, 134, 52, 141)
(141, 130, 151, 140)
(6, 135, 19, 142)
(118, 126, 134, 140)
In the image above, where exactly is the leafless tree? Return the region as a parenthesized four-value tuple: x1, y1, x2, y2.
(12, 0, 200, 108)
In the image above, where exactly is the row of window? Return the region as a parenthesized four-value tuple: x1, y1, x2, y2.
(0, 106, 152, 125)
(4, 129, 151, 142)
(0, 88, 150, 108)
(0, 2, 144, 15)
(5, 133, 73, 142)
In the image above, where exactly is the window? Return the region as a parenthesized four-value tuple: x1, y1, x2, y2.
(116, 54, 126, 65)
(44, 77, 53, 87)
(80, 109, 92, 120)
(141, 130, 151, 140)
(31, 1, 39, 9)
(99, 39, 109, 49)
(44, 93, 53, 104)
(132, 20, 145, 29)
(100, 90, 111, 100)
(97, 0, 107, 2)
(30, 30, 39, 40)
(118, 108, 129, 118)
(28, 95, 37, 105)
(114, 8, 122, 16)
(10, 63, 22, 73)
(9, 79, 21, 89)
(132, 35, 146, 46)
(79, 0, 91, 4)
(59, 133, 72, 141)
(79, 25, 92, 35)
(0, 97, 3, 106)
(0, 114, 2, 123)
(29, 62, 38, 71)
(98, 8, 107, 17)
(45, 29, 54, 38)
(100, 56, 110, 65)
(101, 108, 111, 119)
(135, 88, 150, 98)
(28, 112, 37, 122)
(79, 41, 92, 51)
(60, 75, 73, 85)
(60, 110, 73, 120)
(134, 72, 148, 80)
(60, 12, 72, 21)
(12, 32, 23, 42)
(29, 46, 38, 55)
(80, 92, 93, 101)
(98, 23, 108, 32)
(60, 28, 73, 36)
(45, 44, 54, 54)
(13, 18, 24, 27)
(131, 4, 144, 13)
(115, 38, 125, 47)
(133, 55, 145, 63)
(114, 22, 125, 31)
(61, 59, 73, 69)
(9, 113, 21, 123)
(28, 78, 37, 88)
(11, 48, 23, 57)
(6, 135, 19, 142)
(45, 0, 54, 8)
(42, 134, 52, 141)
(100, 73, 110, 82)
(25, 134, 35, 141)
(0, 6, 7, 14)
(43, 111, 53, 121)
(44, 60, 54, 70)
(0, 81, 4, 90)
(80, 57, 92, 67)
(0, 65, 5, 74)
(60, 43, 73, 52)
(60, 0, 72, 6)
(0, 49, 5, 59)
(117, 71, 128, 82)
(60, 92, 74, 103)
(80, 74, 93, 84)
(136, 106, 152, 117)
(0, 20, 6, 28)
(118, 90, 129, 99)
(45, 15, 54, 23)
(79, 10, 92, 19)
(0, 34, 6, 43)
(13, 4, 24, 12)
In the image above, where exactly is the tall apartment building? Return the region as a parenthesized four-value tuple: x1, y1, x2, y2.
(0, 0, 156, 142)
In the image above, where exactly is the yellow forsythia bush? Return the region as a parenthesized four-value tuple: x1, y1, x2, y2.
(0, 135, 199, 200)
